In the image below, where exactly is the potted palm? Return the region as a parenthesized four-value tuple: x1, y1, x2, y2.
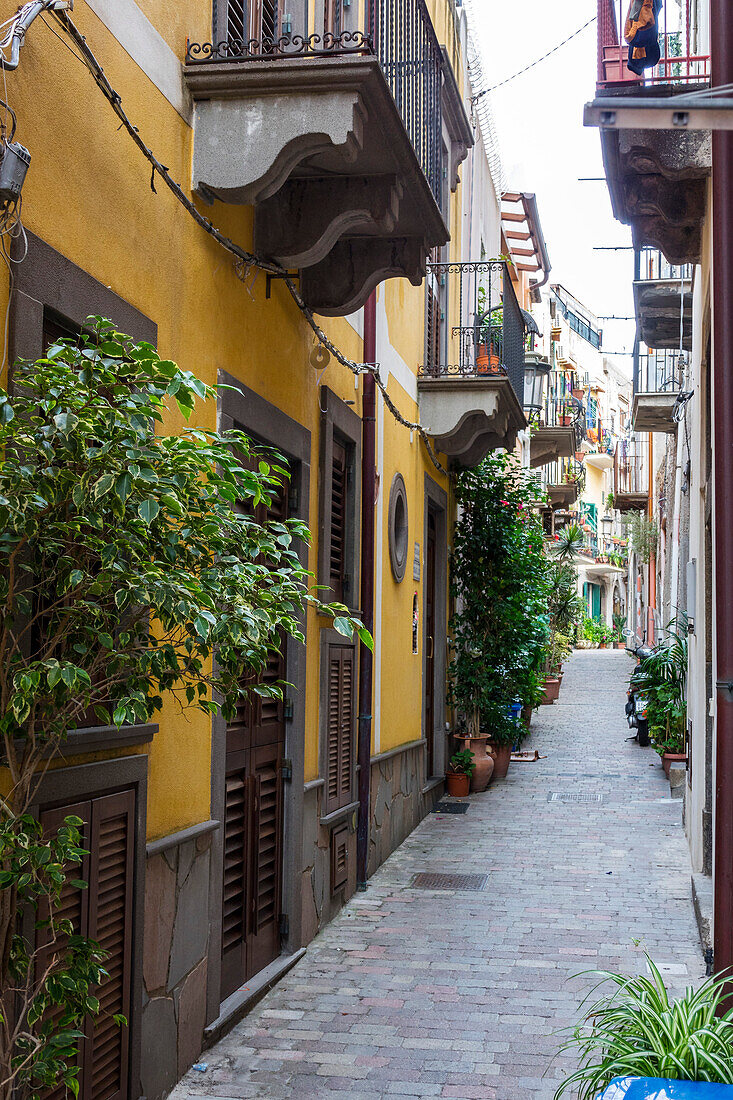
(446, 749, 474, 797)
(634, 617, 688, 776)
(612, 613, 627, 649)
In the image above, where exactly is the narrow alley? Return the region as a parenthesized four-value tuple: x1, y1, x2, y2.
(171, 651, 704, 1100)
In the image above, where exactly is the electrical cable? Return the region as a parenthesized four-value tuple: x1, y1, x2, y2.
(472, 16, 597, 100)
(49, 8, 449, 474)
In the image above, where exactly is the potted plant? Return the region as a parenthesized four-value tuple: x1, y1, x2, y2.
(612, 613, 626, 649)
(454, 718, 495, 792)
(449, 453, 550, 787)
(633, 616, 688, 776)
(487, 711, 525, 779)
(446, 749, 474, 797)
(554, 958, 733, 1098)
(473, 295, 503, 374)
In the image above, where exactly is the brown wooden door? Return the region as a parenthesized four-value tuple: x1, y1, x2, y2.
(221, 475, 287, 1001)
(425, 512, 437, 779)
(39, 790, 135, 1100)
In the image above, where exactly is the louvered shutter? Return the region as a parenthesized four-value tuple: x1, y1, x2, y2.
(329, 439, 347, 601)
(326, 646, 355, 813)
(39, 791, 134, 1100)
(38, 801, 91, 1100)
(84, 790, 134, 1100)
(221, 762, 249, 1000)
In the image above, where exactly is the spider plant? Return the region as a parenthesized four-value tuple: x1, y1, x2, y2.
(554, 958, 733, 1099)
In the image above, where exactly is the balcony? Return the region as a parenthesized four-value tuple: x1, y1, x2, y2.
(184, 0, 473, 315)
(544, 457, 585, 509)
(614, 435, 649, 512)
(634, 248, 692, 351)
(584, 419, 615, 471)
(529, 365, 580, 469)
(632, 347, 683, 432)
(590, 0, 710, 264)
(417, 261, 527, 466)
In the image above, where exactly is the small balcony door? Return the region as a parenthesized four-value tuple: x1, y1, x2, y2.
(323, 0, 342, 36)
(223, 0, 280, 46)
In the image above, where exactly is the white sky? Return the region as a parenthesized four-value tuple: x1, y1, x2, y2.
(473, 0, 636, 375)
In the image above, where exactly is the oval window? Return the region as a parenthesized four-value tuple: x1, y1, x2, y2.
(388, 473, 408, 582)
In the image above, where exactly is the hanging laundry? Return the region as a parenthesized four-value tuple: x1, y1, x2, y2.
(624, 0, 662, 75)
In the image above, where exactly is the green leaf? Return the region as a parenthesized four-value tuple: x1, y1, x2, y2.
(115, 472, 132, 502)
(333, 616, 353, 639)
(93, 473, 115, 500)
(137, 497, 160, 524)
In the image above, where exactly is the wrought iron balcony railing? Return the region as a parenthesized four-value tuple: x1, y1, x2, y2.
(186, 0, 444, 205)
(597, 0, 710, 90)
(615, 436, 649, 498)
(639, 247, 693, 283)
(638, 348, 684, 394)
(418, 260, 526, 406)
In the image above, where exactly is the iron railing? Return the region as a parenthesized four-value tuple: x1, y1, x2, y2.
(639, 247, 693, 283)
(540, 368, 584, 447)
(418, 261, 526, 406)
(544, 456, 586, 494)
(597, 0, 710, 89)
(614, 436, 649, 498)
(638, 347, 684, 393)
(187, 0, 444, 206)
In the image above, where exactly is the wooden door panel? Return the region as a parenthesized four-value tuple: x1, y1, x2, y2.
(220, 765, 251, 1001)
(247, 743, 283, 979)
(84, 790, 134, 1100)
(425, 512, 437, 778)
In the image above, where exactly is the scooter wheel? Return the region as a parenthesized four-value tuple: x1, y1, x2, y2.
(637, 719, 650, 747)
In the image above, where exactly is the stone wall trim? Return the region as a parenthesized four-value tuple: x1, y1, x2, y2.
(146, 819, 220, 858)
(371, 738, 426, 766)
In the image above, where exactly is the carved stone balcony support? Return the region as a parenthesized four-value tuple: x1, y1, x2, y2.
(529, 426, 576, 469)
(184, 52, 460, 315)
(417, 376, 526, 468)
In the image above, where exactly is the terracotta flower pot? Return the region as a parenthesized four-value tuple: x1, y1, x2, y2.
(615, 642, 626, 650)
(476, 344, 490, 374)
(599, 642, 607, 650)
(662, 752, 687, 779)
(489, 742, 512, 779)
(540, 677, 561, 704)
(456, 736, 494, 792)
(446, 772, 470, 797)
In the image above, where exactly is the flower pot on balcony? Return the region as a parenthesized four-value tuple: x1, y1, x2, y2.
(575, 451, 585, 461)
(559, 415, 572, 427)
(476, 343, 490, 374)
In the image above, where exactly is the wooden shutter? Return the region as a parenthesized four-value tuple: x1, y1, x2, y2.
(39, 790, 134, 1100)
(324, 0, 342, 35)
(221, 766, 249, 993)
(329, 439, 347, 601)
(326, 646, 355, 814)
(250, 745, 283, 938)
(330, 823, 349, 893)
(84, 790, 134, 1100)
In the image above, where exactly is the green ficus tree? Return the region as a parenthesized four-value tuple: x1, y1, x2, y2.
(0, 319, 370, 1098)
(449, 452, 550, 744)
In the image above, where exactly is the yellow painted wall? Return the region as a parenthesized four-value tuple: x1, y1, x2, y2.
(2, 0, 459, 839)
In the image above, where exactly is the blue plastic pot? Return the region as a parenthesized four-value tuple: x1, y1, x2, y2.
(508, 701, 522, 720)
(596, 1079, 733, 1099)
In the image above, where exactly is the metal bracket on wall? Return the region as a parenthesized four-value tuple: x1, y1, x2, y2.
(266, 272, 300, 299)
(716, 680, 733, 697)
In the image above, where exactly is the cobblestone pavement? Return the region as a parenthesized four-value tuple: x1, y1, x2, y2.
(171, 651, 704, 1100)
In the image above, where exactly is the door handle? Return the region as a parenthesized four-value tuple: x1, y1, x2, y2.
(426, 636, 434, 659)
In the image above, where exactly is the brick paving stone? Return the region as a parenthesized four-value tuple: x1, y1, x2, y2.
(171, 652, 705, 1100)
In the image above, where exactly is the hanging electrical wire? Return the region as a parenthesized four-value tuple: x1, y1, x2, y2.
(472, 15, 597, 100)
(43, 7, 448, 474)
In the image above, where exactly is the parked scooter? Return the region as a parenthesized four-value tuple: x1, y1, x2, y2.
(625, 638, 653, 746)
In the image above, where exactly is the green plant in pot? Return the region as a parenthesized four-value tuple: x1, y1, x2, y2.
(446, 749, 475, 797)
(554, 957, 733, 1099)
(634, 616, 688, 774)
(449, 453, 550, 773)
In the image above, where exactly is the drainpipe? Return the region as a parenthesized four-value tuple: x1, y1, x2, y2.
(712, 0, 733, 977)
(632, 248, 641, 396)
(357, 292, 377, 890)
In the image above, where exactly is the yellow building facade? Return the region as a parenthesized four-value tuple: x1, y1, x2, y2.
(0, 0, 544, 1095)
